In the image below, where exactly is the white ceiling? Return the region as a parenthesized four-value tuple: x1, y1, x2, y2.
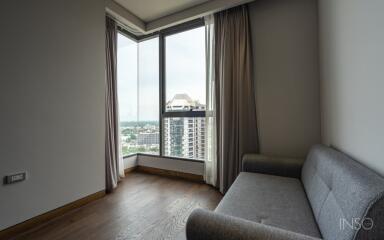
(114, 0, 211, 22)
(106, 0, 254, 34)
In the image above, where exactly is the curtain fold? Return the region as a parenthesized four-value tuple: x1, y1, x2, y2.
(215, 5, 259, 193)
(204, 15, 218, 187)
(105, 16, 124, 193)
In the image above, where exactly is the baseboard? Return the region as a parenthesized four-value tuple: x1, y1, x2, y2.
(0, 167, 201, 239)
(124, 166, 137, 175)
(136, 165, 204, 182)
(0, 190, 105, 240)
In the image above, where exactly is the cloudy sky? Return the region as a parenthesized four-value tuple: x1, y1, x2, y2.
(117, 27, 206, 122)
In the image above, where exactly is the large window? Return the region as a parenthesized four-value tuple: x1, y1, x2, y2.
(117, 33, 159, 156)
(117, 20, 206, 161)
(163, 26, 206, 160)
(165, 27, 206, 109)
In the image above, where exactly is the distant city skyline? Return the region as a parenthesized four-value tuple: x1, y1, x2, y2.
(119, 94, 206, 159)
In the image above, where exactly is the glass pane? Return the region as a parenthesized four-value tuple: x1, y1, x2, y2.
(163, 117, 205, 160)
(117, 34, 160, 156)
(117, 33, 138, 157)
(137, 37, 160, 155)
(165, 27, 206, 112)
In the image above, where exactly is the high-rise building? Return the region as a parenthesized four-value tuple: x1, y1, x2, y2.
(137, 132, 159, 145)
(164, 94, 205, 160)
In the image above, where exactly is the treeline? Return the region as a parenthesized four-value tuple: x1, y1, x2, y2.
(120, 121, 159, 127)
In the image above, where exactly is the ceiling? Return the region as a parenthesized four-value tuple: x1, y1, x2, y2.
(106, 0, 254, 35)
(114, 0, 211, 22)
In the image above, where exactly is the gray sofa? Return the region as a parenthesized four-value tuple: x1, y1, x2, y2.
(186, 145, 384, 240)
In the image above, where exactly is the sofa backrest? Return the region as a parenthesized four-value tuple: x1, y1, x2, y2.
(302, 145, 384, 240)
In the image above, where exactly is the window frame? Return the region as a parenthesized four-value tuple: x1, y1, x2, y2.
(117, 18, 205, 161)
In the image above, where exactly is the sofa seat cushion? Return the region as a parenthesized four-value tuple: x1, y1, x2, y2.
(215, 172, 321, 238)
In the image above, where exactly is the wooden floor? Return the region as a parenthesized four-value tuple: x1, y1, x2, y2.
(12, 172, 222, 240)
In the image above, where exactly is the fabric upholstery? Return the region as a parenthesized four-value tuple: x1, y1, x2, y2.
(214, 5, 259, 194)
(186, 209, 322, 240)
(242, 154, 303, 178)
(302, 145, 384, 240)
(203, 14, 218, 187)
(215, 172, 321, 238)
(105, 16, 122, 193)
(186, 144, 384, 240)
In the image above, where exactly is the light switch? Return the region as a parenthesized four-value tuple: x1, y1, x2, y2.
(3, 172, 27, 185)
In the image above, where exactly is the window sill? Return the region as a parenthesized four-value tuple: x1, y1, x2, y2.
(123, 153, 204, 163)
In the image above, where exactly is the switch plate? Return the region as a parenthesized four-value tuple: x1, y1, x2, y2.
(4, 172, 27, 185)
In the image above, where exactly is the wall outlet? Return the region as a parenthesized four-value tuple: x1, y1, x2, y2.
(3, 172, 27, 185)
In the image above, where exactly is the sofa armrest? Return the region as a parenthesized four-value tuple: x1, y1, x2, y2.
(186, 209, 320, 240)
(242, 154, 303, 178)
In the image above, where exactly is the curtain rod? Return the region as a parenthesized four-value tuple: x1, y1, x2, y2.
(106, 13, 144, 36)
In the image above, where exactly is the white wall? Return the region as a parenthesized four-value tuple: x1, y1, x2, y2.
(319, 0, 384, 175)
(0, 0, 106, 230)
(137, 155, 204, 175)
(123, 154, 204, 175)
(124, 155, 138, 169)
(248, 0, 321, 158)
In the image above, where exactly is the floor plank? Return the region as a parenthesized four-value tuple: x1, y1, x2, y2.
(12, 172, 222, 240)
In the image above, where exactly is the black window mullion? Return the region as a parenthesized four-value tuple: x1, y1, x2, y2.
(163, 111, 206, 118)
(159, 32, 165, 156)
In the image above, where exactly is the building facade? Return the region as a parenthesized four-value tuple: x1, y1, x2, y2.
(137, 132, 159, 145)
(164, 94, 205, 160)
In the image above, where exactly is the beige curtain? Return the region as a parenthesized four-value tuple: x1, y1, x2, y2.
(204, 14, 217, 187)
(105, 16, 124, 193)
(215, 5, 259, 193)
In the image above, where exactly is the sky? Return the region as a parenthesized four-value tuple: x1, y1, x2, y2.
(165, 27, 206, 105)
(117, 27, 206, 122)
(117, 34, 138, 122)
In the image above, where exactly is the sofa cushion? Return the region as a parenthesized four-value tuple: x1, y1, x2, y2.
(215, 172, 321, 238)
(302, 145, 384, 240)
